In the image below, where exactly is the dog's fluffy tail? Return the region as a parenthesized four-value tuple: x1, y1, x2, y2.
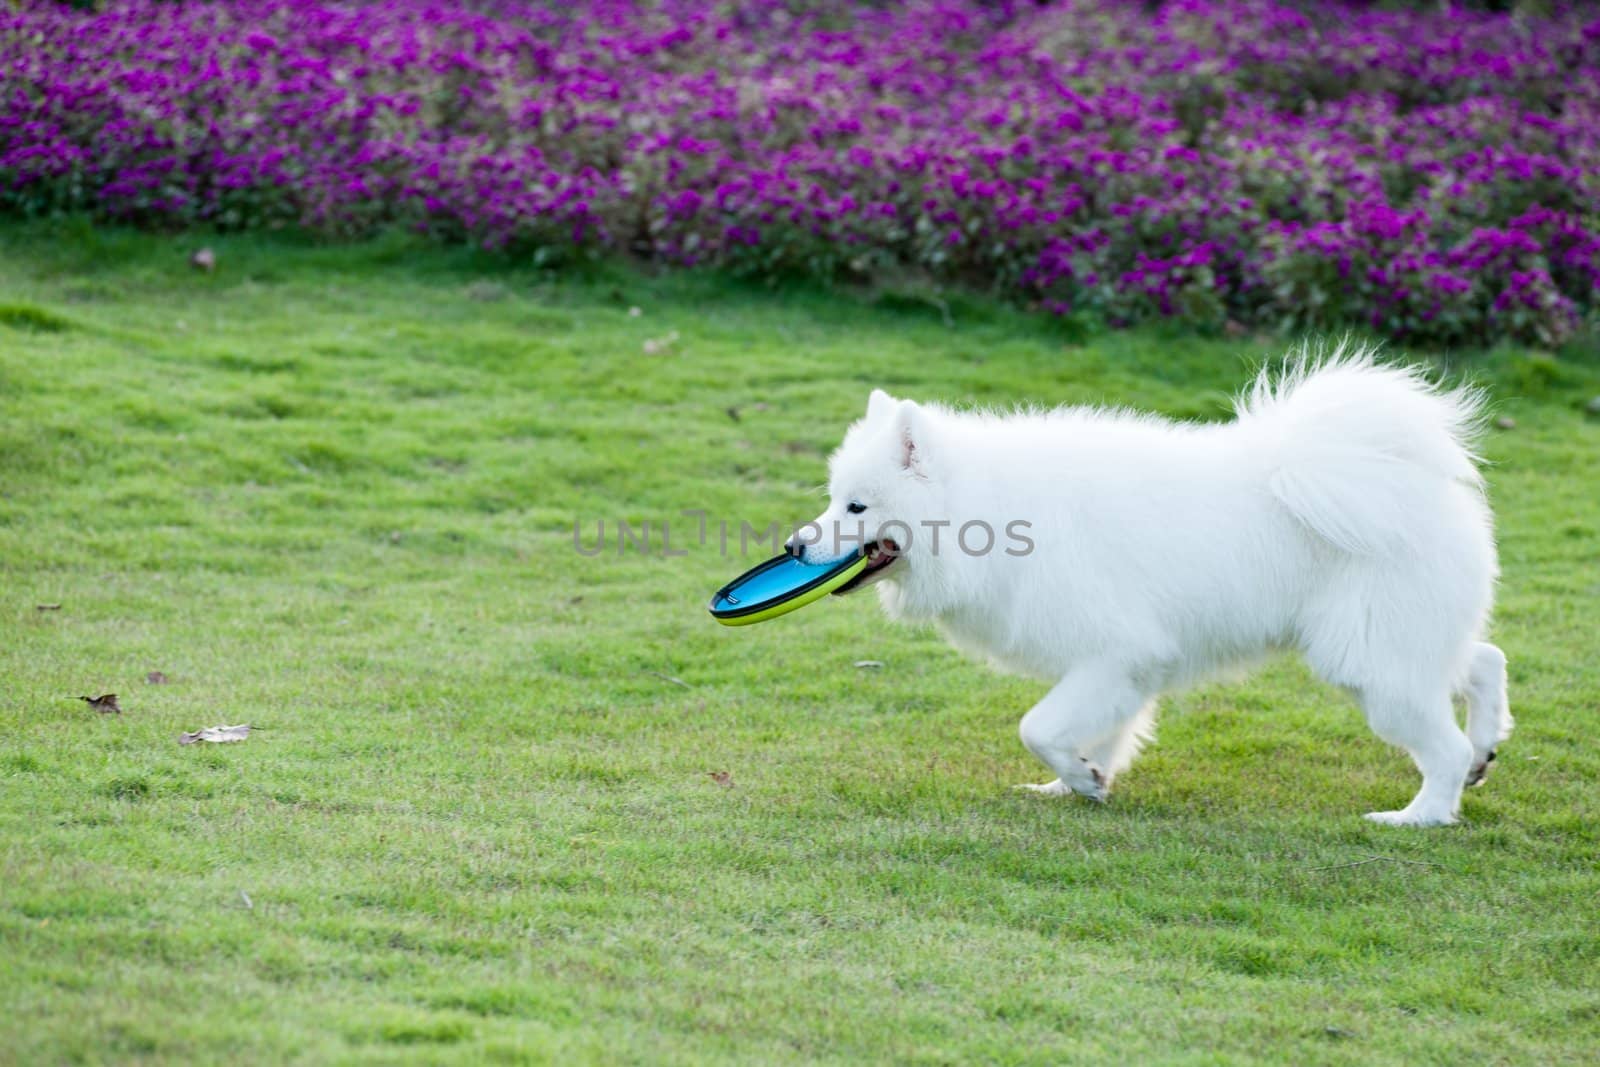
(1238, 342, 1486, 556)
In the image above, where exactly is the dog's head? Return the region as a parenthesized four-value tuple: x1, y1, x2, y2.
(792, 389, 944, 594)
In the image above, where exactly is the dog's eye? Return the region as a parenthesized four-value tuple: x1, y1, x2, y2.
(846, 501, 867, 514)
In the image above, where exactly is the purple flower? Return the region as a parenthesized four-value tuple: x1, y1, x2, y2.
(1, 0, 1594, 346)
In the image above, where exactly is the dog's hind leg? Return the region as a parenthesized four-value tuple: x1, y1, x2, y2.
(1016, 664, 1150, 802)
(1462, 641, 1512, 787)
(1360, 687, 1476, 827)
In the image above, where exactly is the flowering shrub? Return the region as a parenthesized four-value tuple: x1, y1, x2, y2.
(4, 1, 1598, 346)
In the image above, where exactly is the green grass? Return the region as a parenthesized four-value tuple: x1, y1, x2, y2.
(2, 222, 1598, 1065)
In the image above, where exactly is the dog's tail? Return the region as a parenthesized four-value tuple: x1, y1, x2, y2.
(1238, 341, 1487, 556)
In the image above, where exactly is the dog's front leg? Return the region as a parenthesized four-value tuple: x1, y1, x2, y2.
(1015, 663, 1149, 802)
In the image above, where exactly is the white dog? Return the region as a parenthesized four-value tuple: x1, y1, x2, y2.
(799, 347, 1510, 826)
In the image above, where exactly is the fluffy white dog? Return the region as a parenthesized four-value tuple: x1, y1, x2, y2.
(799, 347, 1510, 826)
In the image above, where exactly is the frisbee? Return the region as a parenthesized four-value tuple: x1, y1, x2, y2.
(708, 549, 869, 626)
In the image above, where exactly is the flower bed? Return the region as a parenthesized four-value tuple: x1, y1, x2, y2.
(5, 1, 1598, 346)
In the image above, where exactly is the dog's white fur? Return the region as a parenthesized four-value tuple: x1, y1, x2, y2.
(807, 345, 1511, 826)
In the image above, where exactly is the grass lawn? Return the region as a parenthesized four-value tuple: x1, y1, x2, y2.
(2, 223, 1598, 1065)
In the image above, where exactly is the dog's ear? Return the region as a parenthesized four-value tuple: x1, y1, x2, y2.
(866, 388, 896, 423)
(891, 399, 930, 475)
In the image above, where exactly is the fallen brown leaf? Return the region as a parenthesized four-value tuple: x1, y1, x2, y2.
(641, 330, 679, 355)
(178, 724, 250, 745)
(80, 694, 121, 714)
(707, 770, 734, 788)
(146, 671, 170, 685)
(463, 280, 507, 302)
(36, 603, 62, 612)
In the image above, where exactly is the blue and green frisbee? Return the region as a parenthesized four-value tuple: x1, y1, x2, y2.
(707, 549, 870, 626)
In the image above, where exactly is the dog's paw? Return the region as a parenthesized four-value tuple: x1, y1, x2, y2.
(1015, 761, 1109, 803)
(1466, 749, 1496, 788)
(1363, 807, 1458, 828)
(1063, 758, 1109, 803)
(1014, 779, 1073, 797)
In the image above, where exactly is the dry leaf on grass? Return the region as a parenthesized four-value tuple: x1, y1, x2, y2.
(80, 694, 121, 714)
(853, 660, 885, 669)
(179, 724, 250, 745)
(707, 771, 734, 788)
(146, 671, 170, 685)
(463, 280, 507, 302)
(36, 603, 62, 612)
(641, 330, 679, 355)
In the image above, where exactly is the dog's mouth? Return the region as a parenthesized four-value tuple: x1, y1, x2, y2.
(833, 538, 902, 595)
